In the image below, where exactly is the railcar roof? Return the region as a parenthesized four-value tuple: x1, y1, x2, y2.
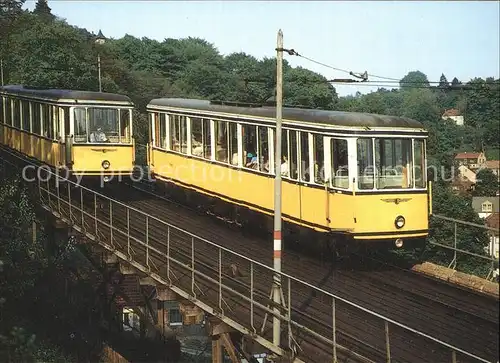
(147, 98, 424, 129)
(0, 85, 133, 104)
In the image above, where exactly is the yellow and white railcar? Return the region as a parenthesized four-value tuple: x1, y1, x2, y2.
(146, 98, 430, 249)
(0, 85, 135, 182)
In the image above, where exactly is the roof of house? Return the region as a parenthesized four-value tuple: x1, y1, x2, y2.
(455, 152, 482, 159)
(442, 109, 462, 117)
(472, 197, 500, 213)
(485, 160, 500, 169)
(485, 213, 500, 235)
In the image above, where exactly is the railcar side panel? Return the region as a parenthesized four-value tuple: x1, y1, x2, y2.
(3, 127, 63, 167)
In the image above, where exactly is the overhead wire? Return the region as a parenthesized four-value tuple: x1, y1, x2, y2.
(280, 47, 499, 91)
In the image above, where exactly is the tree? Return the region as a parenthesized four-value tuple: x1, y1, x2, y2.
(32, 0, 54, 21)
(438, 73, 449, 88)
(399, 70, 430, 89)
(474, 168, 499, 196)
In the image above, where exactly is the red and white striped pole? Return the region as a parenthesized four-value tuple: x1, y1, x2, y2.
(273, 29, 284, 348)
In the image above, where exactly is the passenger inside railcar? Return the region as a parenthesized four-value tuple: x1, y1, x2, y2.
(281, 156, 289, 176)
(246, 152, 258, 169)
(89, 128, 108, 143)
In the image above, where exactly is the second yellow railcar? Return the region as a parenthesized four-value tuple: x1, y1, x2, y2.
(0, 85, 135, 183)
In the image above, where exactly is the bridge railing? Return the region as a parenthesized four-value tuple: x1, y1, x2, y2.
(0, 147, 495, 363)
(428, 214, 499, 281)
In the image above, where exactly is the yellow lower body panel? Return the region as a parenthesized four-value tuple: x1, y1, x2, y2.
(151, 150, 429, 240)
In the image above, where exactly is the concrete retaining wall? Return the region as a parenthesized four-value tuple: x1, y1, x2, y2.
(411, 262, 499, 298)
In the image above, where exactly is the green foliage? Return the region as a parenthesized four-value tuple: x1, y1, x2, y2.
(33, 0, 54, 21)
(485, 148, 500, 160)
(399, 70, 430, 88)
(474, 168, 499, 196)
(0, 176, 47, 300)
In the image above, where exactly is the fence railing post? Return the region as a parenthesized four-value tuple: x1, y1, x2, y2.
(385, 321, 391, 363)
(332, 297, 337, 363)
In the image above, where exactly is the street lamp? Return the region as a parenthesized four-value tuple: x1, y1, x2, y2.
(95, 29, 106, 92)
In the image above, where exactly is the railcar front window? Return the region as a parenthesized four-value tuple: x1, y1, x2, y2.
(374, 138, 413, 189)
(357, 138, 374, 189)
(88, 108, 119, 143)
(73, 107, 131, 144)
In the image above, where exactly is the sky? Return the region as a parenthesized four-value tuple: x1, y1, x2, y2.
(23, 1, 500, 97)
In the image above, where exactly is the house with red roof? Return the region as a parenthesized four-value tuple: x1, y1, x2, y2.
(442, 109, 464, 126)
(455, 151, 486, 171)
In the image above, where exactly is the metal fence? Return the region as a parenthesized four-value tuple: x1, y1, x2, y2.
(0, 147, 494, 363)
(429, 214, 499, 281)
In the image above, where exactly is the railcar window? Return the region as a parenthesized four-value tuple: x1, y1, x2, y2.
(242, 124, 257, 168)
(169, 115, 187, 153)
(153, 113, 160, 147)
(289, 130, 298, 180)
(257, 126, 269, 172)
(88, 108, 118, 143)
(53, 106, 60, 139)
(299, 132, 310, 182)
(414, 140, 426, 188)
(357, 138, 374, 189)
(12, 99, 20, 129)
(191, 117, 211, 158)
(121, 109, 131, 144)
(0, 97, 4, 124)
(281, 130, 289, 177)
(179, 116, 187, 153)
(313, 134, 324, 183)
(63, 107, 70, 138)
(228, 122, 238, 166)
(191, 117, 202, 155)
(331, 139, 349, 189)
(42, 104, 53, 139)
(73, 108, 86, 142)
(22, 101, 30, 132)
(158, 113, 166, 148)
(5, 98, 11, 126)
(214, 120, 228, 162)
(202, 118, 211, 159)
(374, 138, 413, 189)
(32, 103, 41, 135)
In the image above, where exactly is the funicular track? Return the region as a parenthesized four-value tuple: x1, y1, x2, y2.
(0, 148, 497, 363)
(98, 180, 499, 361)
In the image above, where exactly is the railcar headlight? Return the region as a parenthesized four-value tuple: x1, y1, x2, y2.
(395, 215, 405, 229)
(102, 160, 110, 169)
